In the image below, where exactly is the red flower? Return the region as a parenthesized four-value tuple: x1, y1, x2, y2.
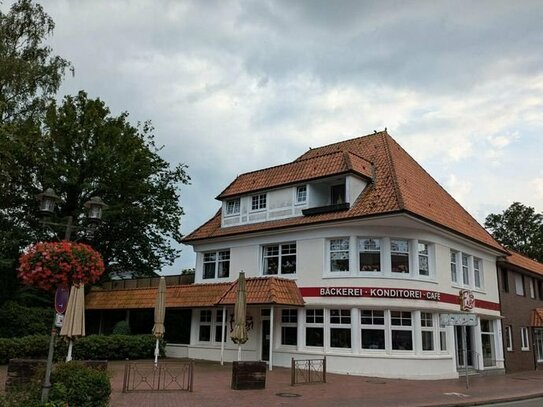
(18, 241, 106, 292)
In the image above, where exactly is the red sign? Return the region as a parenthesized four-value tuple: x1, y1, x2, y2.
(55, 286, 70, 314)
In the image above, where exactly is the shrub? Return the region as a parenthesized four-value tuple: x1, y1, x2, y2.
(112, 320, 131, 335)
(49, 362, 110, 407)
(0, 335, 50, 364)
(0, 302, 54, 338)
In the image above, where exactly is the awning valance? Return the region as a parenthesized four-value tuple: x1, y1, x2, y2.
(531, 308, 543, 327)
(86, 277, 304, 310)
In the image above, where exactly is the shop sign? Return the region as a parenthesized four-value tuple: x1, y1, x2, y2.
(459, 289, 475, 311)
(439, 313, 477, 327)
(315, 287, 441, 301)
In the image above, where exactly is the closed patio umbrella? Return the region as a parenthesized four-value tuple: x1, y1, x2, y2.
(230, 271, 248, 361)
(60, 284, 86, 362)
(152, 276, 166, 366)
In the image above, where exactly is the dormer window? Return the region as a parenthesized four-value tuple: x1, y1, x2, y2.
(225, 198, 240, 215)
(331, 184, 346, 204)
(296, 185, 307, 204)
(251, 193, 266, 210)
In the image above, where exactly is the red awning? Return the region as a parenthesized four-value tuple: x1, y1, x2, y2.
(531, 308, 543, 327)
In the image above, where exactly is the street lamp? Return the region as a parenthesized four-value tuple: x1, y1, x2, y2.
(35, 188, 107, 403)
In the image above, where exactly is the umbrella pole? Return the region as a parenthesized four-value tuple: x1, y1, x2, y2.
(66, 340, 73, 362)
(154, 338, 160, 366)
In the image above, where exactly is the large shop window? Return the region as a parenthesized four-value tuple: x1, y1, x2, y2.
(534, 329, 543, 362)
(199, 310, 212, 342)
(203, 250, 230, 279)
(329, 309, 351, 348)
(329, 238, 349, 272)
(360, 310, 385, 350)
(391, 240, 409, 273)
(450, 250, 458, 283)
(391, 311, 413, 351)
(263, 243, 296, 275)
(418, 243, 429, 277)
(359, 238, 381, 272)
(305, 309, 324, 347)
(421, 312, 434, 351)
(480, 320, 496, 367)
(281, 309, 298, 346)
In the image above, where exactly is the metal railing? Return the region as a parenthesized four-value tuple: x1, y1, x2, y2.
(122, 361, 193, 392)
(290, 357, 326, 386)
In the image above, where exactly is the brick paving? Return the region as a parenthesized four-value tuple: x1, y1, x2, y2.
(3, 360, 543, 406)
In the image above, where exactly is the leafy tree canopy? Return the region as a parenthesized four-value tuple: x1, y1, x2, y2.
(485, 202, 543, 262)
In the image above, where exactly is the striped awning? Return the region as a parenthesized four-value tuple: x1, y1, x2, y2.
(531, 308, 543, 327)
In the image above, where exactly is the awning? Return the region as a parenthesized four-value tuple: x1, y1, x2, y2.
(531, 308, 543, 327)
(86, 277, 304, 310)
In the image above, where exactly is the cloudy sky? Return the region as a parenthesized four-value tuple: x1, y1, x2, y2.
(5, 0, 543, 273)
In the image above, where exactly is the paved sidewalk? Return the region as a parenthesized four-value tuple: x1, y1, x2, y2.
(108, 360, 543, 407)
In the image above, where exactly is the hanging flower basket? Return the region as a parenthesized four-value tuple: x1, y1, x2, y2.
(18, 241, 105, 291)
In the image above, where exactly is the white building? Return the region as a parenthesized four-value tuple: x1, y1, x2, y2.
(180, 131, 507, 379)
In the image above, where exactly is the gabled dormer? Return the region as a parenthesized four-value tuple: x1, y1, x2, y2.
(218, 151, 373, 228)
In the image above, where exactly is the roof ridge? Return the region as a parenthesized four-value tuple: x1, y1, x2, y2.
(296, 130, 387, 160)
(381, 132, 405, 209)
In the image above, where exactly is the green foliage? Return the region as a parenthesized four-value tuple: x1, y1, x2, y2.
(0, 383, 43, 407)
(0, 335, 50, 364)
(112, 320, 131, 335)
(0, 302, 54, 338)
(485, 202, 543, 262)
(49, 362, 110, 407)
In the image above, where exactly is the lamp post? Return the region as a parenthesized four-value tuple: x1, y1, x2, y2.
(35, 188, 107, 403)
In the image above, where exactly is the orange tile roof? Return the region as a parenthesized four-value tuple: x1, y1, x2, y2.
(85, 277, 304, 310)
(217, 151, 373, 199)
(500, 250, 543, 276)
(183, 131, 505, 253)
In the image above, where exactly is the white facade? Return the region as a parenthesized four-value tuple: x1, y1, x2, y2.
(179, 214, 505, 379)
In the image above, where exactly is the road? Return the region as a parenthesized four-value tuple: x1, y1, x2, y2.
(480, 398, 543, 407)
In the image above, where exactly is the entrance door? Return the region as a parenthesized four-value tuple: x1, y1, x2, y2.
(261, 320, 270, 361)
(455, 326, 473, 368)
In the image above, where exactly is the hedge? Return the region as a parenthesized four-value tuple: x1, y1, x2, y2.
(0, 302, 54, 338)
(0, 334, 165, 364)
(50, 362, 110, 407)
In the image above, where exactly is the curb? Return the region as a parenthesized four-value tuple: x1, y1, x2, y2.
(421, 392, 543, 407)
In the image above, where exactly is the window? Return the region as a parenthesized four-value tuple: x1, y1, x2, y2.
(461, 254, 470, 285)
(391, 239, 409, 273)
(215, 309, 227, 343)
(390, 311, 413, 350)
(281, 309, 297, 346)
(331, 184, 346, 204)
(359, 238, 381, 272)
(329, 238, 349, 272)
(473, 258, 482, 288)
(420, 312, 434, 351)
(521, 327, 530, 351)
(539, 280, 543, 300)
(418, 243, 429, 276)
(251, 194, 266, 210)
(203, 250, 230, 279)
(481, 320, 496, 367)
(305, 309, 324, 347)
(360, 310, 385, 350)
(225, 199, 240, 215)
(529, 278, 536, 299)
(199, 310, 212, 342)
(450, 250, 458, 283)
(505, 325, 513, 351)
(263, 243, 296, 275)
(439, 329, 447, 351)
(534, 329, 543, 362)
(515, 274, 525, 296)
(296, 186, 307, 204)
(329, 309, 351, 349)
(501, 268, 509, 292)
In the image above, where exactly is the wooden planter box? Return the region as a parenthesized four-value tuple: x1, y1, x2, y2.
(231, 361, 266, 390)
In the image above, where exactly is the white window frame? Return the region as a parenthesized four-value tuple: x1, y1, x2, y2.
(473, 257, 483, 289)
(515, 273, 525, 296)
(420, 312, 435, 352)
(280, 309, 298, 347)
(461, 254, 470, 286)
(521, 327, 530, 351)
(505, 325, 513, 351)
(328, 238, 350, 273)
(439, 327, 447, 352)
(295, 185, 307, 204)
(202, 250, 230, 280)
(360, 309, 386, 351)
(450, 250, 459, 283)
(225, 198, 240, 216)
(391, 239, 410, 274)
(358, 238, 382, 273)
(390, 310, 414, 352)
(214, 309, 227, 343)
(198, 309, 212, 343)
(418, 242, 430, 277)
(251, 193, 266, 211)
(305, 309, 324, 348)
(329, 309, 352, 350)
(262, 243, 297, 275)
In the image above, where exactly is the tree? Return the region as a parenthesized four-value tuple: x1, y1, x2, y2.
(485, 202, 543, 262)
(0, 0, 71, 123)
